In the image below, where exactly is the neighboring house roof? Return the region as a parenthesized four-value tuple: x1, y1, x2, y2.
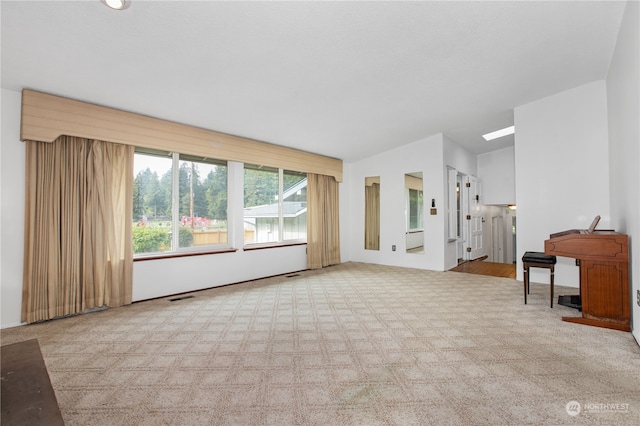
(244, 178, 307, 219)
(284, 179, 307, 199)
(244, 202, 307, 219)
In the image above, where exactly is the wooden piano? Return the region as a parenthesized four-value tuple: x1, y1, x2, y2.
(544, 216, 630, 331)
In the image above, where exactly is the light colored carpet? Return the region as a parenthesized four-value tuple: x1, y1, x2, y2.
(2, 262, 639, 425)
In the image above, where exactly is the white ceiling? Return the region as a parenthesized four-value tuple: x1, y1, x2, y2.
(1, 1, 627, 162)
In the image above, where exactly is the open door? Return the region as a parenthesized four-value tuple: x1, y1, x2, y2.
(467, 176, 485, 260)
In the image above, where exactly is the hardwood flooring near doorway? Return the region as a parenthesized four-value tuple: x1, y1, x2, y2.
(450, 257, 516, 279)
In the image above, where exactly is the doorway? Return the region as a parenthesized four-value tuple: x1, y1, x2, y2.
(492, 215, 504, 262)
(466, 175, 484, 261)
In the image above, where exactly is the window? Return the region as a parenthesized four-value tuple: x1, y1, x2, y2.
(133, 149, 228, 255)
(282, 169, 307, 241)
(244, 164, 307, 245)
(407, 188, 423, 231)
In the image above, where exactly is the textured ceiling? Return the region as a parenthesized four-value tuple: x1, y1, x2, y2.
(1, 1, 627, 161)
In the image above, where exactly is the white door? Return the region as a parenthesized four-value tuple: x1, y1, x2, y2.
(467, 176, 485, 260)
(492, 215, 503, 262)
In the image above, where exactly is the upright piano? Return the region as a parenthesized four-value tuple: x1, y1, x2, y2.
(544, 216, 630, 331)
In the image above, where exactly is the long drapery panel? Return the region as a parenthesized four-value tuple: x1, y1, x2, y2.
(22, 136, 133, 323)
(306, 173, 341, 269)
(364, 182, 380, 250)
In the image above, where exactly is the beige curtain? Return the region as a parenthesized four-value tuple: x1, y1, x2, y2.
(307, 173, 341, 269)
(22, 136, 133, 323)
(364, 183, 380, 250)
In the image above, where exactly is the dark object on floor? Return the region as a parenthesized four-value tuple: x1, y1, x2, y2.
(558, 295, 582, 311)
(1, 339, 64, 426)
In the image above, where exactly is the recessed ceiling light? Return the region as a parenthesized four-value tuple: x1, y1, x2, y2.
(482, 126, 515, 141)
(101, 0, 130, 10)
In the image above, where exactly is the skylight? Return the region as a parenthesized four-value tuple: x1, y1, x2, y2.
(482, 126, 515, 141)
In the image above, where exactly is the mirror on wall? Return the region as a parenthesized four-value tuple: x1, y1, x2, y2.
(364, 176, 380, 250)
(405, 172, 424, 254)
(447, 167, 463, 242)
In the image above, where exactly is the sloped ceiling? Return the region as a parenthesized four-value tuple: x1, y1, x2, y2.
(1, 1, 627, 161)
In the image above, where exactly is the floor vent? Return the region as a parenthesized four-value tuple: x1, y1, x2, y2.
(168, 295, 194, 302)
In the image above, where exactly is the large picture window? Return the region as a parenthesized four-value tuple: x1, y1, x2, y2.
(244, 165, 307, 245)
(133, 149, 228, 255)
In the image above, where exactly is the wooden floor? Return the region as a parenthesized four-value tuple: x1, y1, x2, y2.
(449, 257, 517, 279)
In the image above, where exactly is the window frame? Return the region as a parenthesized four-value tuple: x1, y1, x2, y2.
(406, 187, 424, 232)
(133, 149, 231, 259)
(243, 164, 307, 248)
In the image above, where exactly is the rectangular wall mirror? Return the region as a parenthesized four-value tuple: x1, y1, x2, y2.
(364, 176, 380, 250)
(405, 172, 423, 254)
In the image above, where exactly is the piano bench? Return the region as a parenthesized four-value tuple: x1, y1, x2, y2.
(522, 251, 557, 308)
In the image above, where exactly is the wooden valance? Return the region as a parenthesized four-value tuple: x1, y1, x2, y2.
(20, 89, 343, 182)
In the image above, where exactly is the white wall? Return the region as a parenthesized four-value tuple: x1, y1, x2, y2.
(443, 134, 477, 177)
(133, 246, 307, 301)
(344, 133, 477, 271)
(406, 231, 424, 250)
(339, 163, 352, 263)
(478, 146, 515, 206)
(0, 89, 308, 328)
(606, 0, 639, 339)
(514, 81, 611, 287)
(1, 89, 26, 328)
(346, 134, 446, 270)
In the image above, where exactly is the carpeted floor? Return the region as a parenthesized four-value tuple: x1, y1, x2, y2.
(1, 262, 639, 425)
